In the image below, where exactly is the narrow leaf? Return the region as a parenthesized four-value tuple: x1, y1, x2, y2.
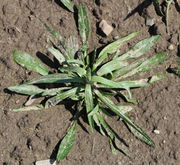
(59, 0, 74, 12)
(41, 87, 71, 96)
(78, 4, 90, 47)
(117, 35, 160, 61)
(48, 47, 65, 64)
(12, 104, 44, 112)
(152, 0, 164, 16)
(93, 32, 139, 70)
(59, 66, 86, 77)
(13, 51, 49, 75)
(27, 73, 84, 84)
(95, 90, 155, 146)
(8, 84, 44, 95)
(85, 84, 94, 130)
(97, 60, 129, 76)
(56, 121, 77, 161)
(46, 87, 83, 107)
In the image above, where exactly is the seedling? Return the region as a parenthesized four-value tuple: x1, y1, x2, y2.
(8, 4, 167, 161)
(153, 0, 174, 34)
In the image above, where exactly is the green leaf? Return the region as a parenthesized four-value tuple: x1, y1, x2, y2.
(148, 74, 167, 83)
(92, 76, 149, 89)
(93, 32, 139, 70)
(46, 87, 83, 107)
(118, 52, 167, 79)
(65, 59, 85, 66)
(85, 84, 94, 130)
(56, 121, 77, 161)
(48, 47, 65, 64)
(66, 36, 79, 59)
(27, 73, 84, 84)
(95, 90, 155, 146)
(59, 66, 86, 77)
(97, 60, 129, 76)
(172, 66, 180, 75)
(117, 35, 160, 61)
(13, 51, 49, 76)
(59, 0, 74, 12)
(8, 84, 44, 95)
(113, 58, 146, 79)
(41, 87, 71, 96)
(12, 104, 44, 112)
(152, 0, 164, 16)
(78, 4, 90, 47)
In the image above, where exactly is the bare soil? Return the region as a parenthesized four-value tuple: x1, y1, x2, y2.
(0, 0, 180, 165)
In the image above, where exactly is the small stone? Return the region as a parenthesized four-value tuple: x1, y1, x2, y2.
(163, 140, 166, 144)
(99, 20, 113, 36)
(36, 159, 56, 165)
(146, 17, 155, 26)
(168, 44, 175, 50)
(153, 129, 160, 134)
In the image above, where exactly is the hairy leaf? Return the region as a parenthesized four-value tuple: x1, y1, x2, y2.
(93, 32, 139, 70)
(48, 47, 65, 64)
(59, 0, 74, 12)
(8, 84, 44, 95)
(13, 51, 49, 75)
(56, 121, 77, 161)
(60, 66, 86, 77)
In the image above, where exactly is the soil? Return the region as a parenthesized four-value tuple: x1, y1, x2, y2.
(0, 0, 180, 165)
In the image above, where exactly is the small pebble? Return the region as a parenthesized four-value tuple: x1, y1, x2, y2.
(146, 17, 155, 26)
(168, 44, 175, 50)
(153, 129, 160, 134)
(99, 20, 113, 36)
(36, 159, 56, 165)
(163, 140, 166, 144)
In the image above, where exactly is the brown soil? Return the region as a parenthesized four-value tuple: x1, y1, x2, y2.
(0, 0, 180, 165)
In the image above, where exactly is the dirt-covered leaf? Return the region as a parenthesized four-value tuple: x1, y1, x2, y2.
(97, 60, 129, 76)
(118, 52, 167, 79)
(56, 121, 77, 161)
(8, 84, 44, 95)
(85, 84, 94, 130)
(59, 0, 74, 12)
(117, 35, 160, 61)
(45, 87, 83, 107)
(95, 90, 155, 146)
(93, 32, 138, 70)
(78, 4, 90, 47)
(92, 76, 149, 89)
(42, 87, 71, 96)
(48, 47, 65, 64)
(13, 51, 49, 75)
(59, 66, 86, 77)
(12, 104, 44, 112)
(27, 73, 84, 84)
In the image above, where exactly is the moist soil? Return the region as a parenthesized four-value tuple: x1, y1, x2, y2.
(0, 0, 180, 165)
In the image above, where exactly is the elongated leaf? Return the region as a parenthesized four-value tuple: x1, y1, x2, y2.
(92, 76, 149, 89)
(59, 66, 86, 77)
(13, 51, 49, 75)
(118, 53, 167, 79)
(46, 87, 83, 107)
(152, 0, 164, 16)
(66, 36, 79, 59)
(59, 0, 74, 12)
(93, 32, 139, 70)
(97, 60, 129, 76)
(88, 104, 99, 117)
(48, 47, 65, 64)
(78, 4, 90, 47)
(56, 121, 77, 161)
(113, 58, 146, 79)
(116, 105, 133, 115)
(13, 104, 44, 112)
(42, 87, 71, 96)
(95, 90, 155, 146)
(117, 35, 160, 61)
(27, 73, 84, 84)
(148, 74, 166, 83)
(85, 84, 94, 130)
(65, 59, 85, 66)
(8, 84, 44, 95)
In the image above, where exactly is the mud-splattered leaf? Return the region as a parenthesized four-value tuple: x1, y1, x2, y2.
(95, 90, 155, 146)
(56, 121, 77, 161)
(48, 47, 65, 64)
(85, 84, 94, 130)
(59, 66, 86, 77)
(93, 32, 138, 70)
(78, 4, 90, 47)
(59, 0, 74, 12)
(8, 84, 44, 95)
(13, 104, 44, 112)
(27, 73, 84, 84)
(13, 51, 49, 75)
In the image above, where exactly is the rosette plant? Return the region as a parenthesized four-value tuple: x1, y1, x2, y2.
(7, 4, 167, 161)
